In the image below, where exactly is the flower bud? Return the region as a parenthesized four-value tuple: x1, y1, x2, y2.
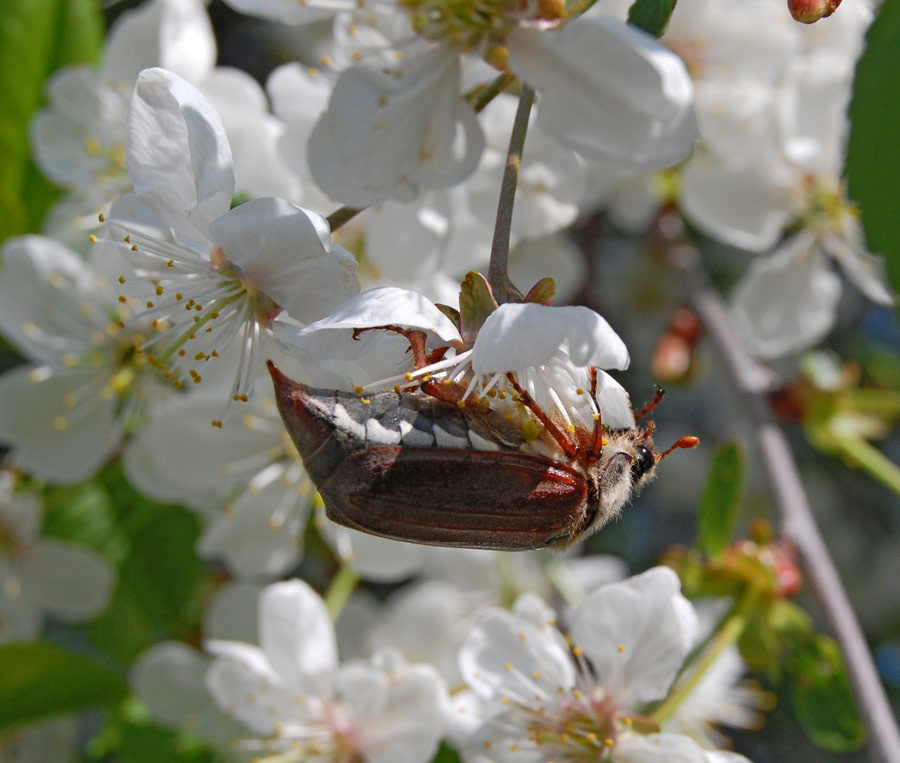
(787, 0, 842, 24)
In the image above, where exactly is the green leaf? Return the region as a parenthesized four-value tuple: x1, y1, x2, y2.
(0, 641, 126, 729)
(846, 0, 900, 303)
(0, 0, 104, 242)
(790, 635, 867, 751)
(696, 442, 743, 557)
(627, 0, 678, 36)
(431, 742, 463, 763)
(91, 503, 206, 662)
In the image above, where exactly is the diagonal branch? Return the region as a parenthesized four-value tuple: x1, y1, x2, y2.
(669, 243, 900, 763)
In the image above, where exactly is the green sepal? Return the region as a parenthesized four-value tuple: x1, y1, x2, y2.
(627, 0, 678, 37)
(458, 271, 499, 347)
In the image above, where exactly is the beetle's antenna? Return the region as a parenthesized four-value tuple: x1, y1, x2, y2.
(655, 436, 700, 462)
(634, 385, 666, 420)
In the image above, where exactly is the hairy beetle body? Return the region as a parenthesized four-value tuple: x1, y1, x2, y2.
(269, 362, 677, 550)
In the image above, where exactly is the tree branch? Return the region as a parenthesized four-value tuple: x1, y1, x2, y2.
(669, 243, 900, 763)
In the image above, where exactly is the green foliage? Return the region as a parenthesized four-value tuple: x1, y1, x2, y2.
(0, 0, 104, 243)
(90, 499, 206, 663)
(627, 0, 678, 36)
(46, 462, 210, 664)
(0, 642, 126, 729)
(790, 635, 867, 752)
(432, 742, 464, 763)
(696, 442, 743, 558)
(846, 0, 900, 305)
(87, 700, 216, 763)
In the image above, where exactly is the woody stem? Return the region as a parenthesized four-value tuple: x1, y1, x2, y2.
(670, 240, 900, 763)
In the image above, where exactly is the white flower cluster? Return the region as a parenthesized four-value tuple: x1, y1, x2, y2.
(0, 0, 888, 758)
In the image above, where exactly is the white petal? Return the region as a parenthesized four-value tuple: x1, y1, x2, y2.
(197, 473, 310, 578)
(508, 19, 696, 172)
(122, 395, 277, 512)
(571, 567, 697, 706)
(131, 641, 214, 729)
(274, 319, 419, 390)
(221, 0, 339, 24)
(297, 286, 462, 342)
(0, 489, 43, 545)
(596, 371, 636, 429)
(259, 579, 337, 699)
(679, 154, 793, 252)
(459, 600, 575, 702)
(205, 645, 294, 735)
(0, 236, 100, 363)
(103, 0, 216, 84)
(208, 197, 360, 322)
(320, 520, 431, 583)
(823, 231, 894, 307)
(729, 235, 842, 359)
(21, 540, 115, 621)
(472, 303, 629, 375)
(614, 732, 710, 762)
(204, 581, 264, 643)
(127, 67, 234, 242)
(0, 366, 119, 484)
(341, 653, 447, 763)
(308, 49, 484, 206)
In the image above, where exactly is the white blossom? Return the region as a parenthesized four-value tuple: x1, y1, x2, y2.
(105, 67, 359, 402)
(456, 567, 753, 762)
(206, 579, 448, 761)
(0, 476, 114, 642)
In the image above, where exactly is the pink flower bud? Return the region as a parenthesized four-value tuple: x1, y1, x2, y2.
(788, 0, 842, 24)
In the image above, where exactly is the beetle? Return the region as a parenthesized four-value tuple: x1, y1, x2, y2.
(268, 357, 698, 551)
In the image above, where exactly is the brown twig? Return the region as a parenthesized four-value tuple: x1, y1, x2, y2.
(669, 243, 900, 763)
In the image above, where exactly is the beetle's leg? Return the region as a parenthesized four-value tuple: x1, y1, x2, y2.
(506, 373, 579, 459)
(587, 367, 605, 460)
(633, 385, 666, 420)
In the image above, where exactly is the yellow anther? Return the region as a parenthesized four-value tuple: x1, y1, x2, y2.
(355, 385, 364, 393)
(123, 235, 130, 243)
(118, 276, 126, 284)
(178, 349, 186, 357)
(118, 296, 126, 303)
(576, 387, 585, 395)
(457, 400, 466, 408)
(98, 213, 105, 222)
(130, 244, 138, 251)
(361, 397, 371, 404)
(53, 416, 68, 431)
(89, 234, 98, 243)
(167, 259, 174, 267)
(146, 301, 154, 308)
(155, 285, 164, 296)
(617, 644, 626, 653)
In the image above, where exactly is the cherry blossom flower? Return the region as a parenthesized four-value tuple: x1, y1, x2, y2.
(0, 475, 114, 642)
(225, 0, 696, 207)
(276, 285, 636, 460)
(205, 579, 448, 761)
(105, 67, 359, 403)
(455, 567, 753, 762)
(0, 235, 167, 483)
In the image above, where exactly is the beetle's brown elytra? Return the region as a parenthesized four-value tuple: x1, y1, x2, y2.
(268, 361, 698, 551)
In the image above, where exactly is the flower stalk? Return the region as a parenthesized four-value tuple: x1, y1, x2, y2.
(488, 83, 535, 304)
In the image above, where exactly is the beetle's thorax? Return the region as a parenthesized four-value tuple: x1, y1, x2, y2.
(575, 428, 657, 540)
